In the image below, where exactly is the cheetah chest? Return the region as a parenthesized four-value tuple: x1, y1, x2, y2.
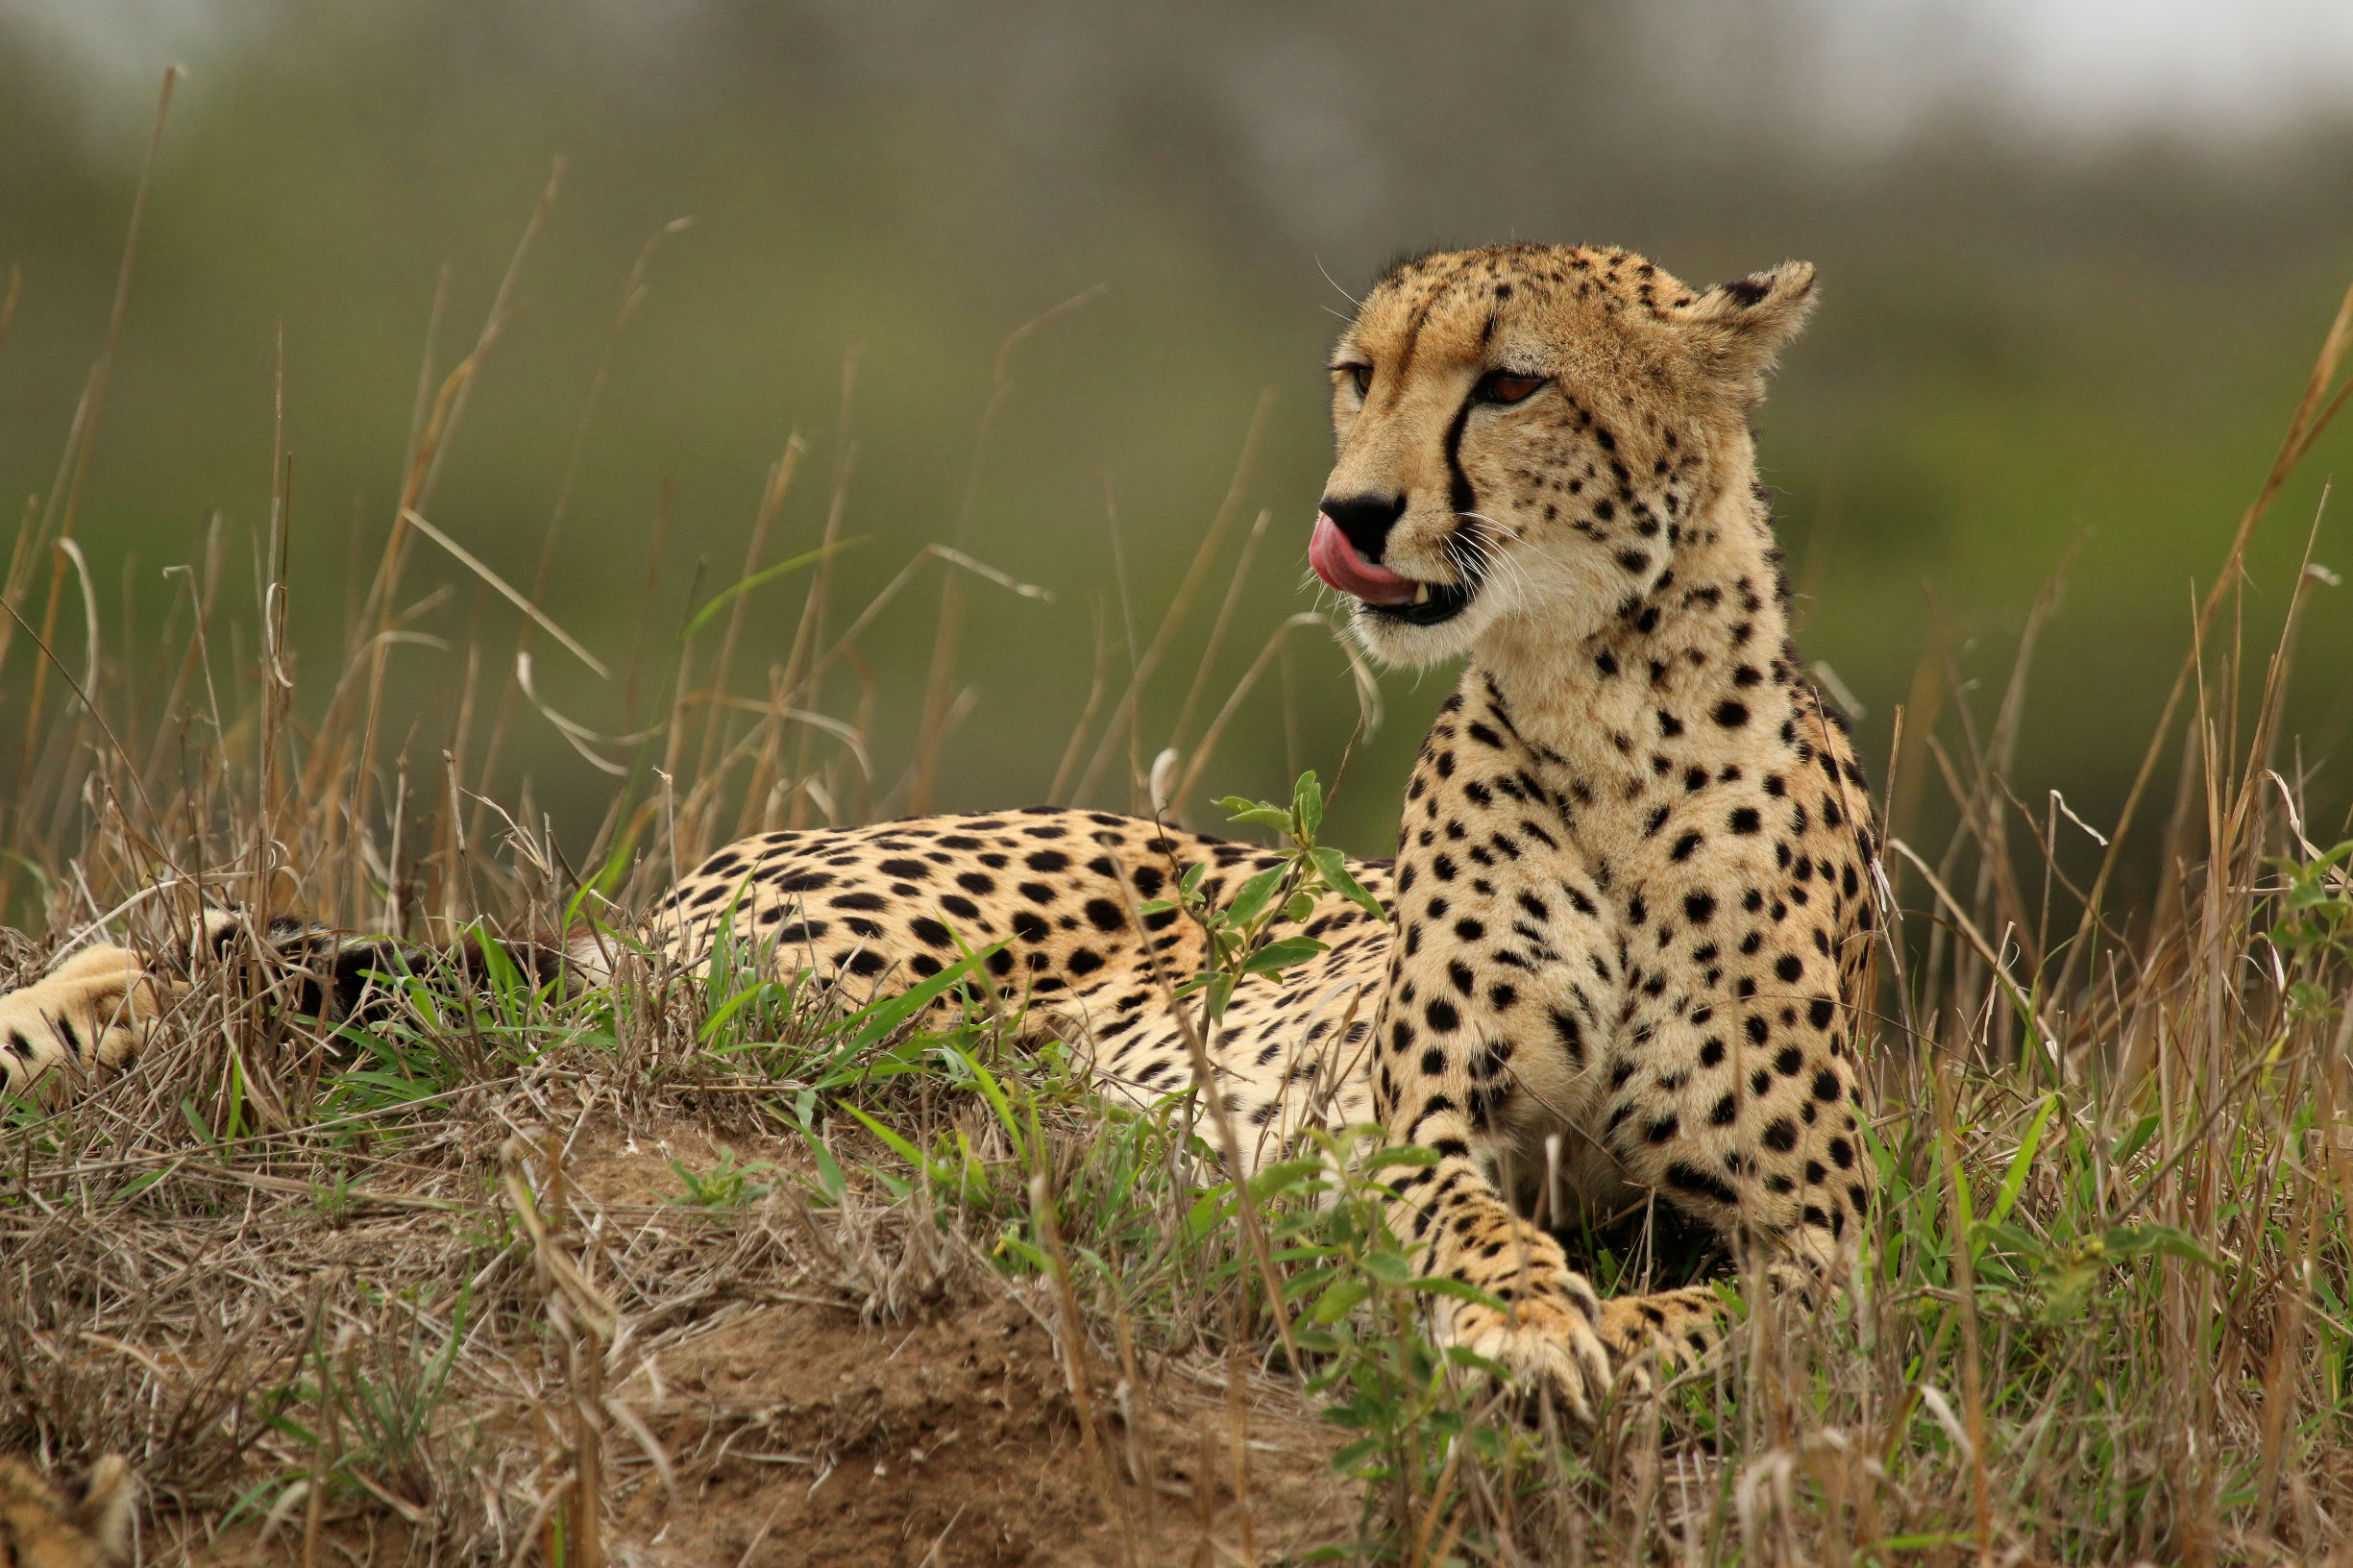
(1385, 757, 1628, 1178)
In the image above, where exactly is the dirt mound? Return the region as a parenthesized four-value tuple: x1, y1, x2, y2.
(9, 1099, 1352, 1567)
(624, 1294, 1345, 1567)
(558, 1120, 1350, 1567)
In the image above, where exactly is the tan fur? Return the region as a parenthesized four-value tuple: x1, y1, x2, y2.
(0, 1457, 135, 1567)
(0, 947, 171, 1105)
(1309, 245, 1876, 1409)
(0, 244, 1877, 1423)
(0, 912, 248, 1104)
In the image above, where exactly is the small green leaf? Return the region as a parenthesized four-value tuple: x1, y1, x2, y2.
(1361, 1249, 1413, 1286)
(1978, 1091, 2057, 1258)
(1185, 1191, 1234, 1244)
(469, 927, 526, 995)
(1440, 1344, 1509, 1378)
(1310, 846, 1387, 920)
(2102, 1223, 2220, 1271)
(1225, 864, 1288, 929)
(1242, 936, 1329, 975)
(699, 978, 792, 1044)
(842, 1105, 928, 1167)
(805, 1138, 846, 1202)
(995, 1235, 1049, 1273)
(2110, 1111, 2160, 1164)
(942, 1046, 1030, 1164)
(834, 943, 1006, 1053)
(1968, 1218, 2043, 1264)
(259, 1416, 322, 1448)
(108, 1169, 172, 1206)
(1292, 771, 1323, 836)
(1204, 970, 1238, 1022)
(1360, 1144, 1442, 1171)
(1409, 1275, 1507, 1311)
(1247, 1156, 1328, 1201)
(1311, 1278, 1373, 1324)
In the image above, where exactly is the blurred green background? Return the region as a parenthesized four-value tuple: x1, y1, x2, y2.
(1, 0, 2350, 900)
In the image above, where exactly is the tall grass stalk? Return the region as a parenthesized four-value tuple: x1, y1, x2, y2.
(1, 137, 2350, 1562)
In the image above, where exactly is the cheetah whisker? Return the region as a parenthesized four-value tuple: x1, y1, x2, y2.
(1447, 520, 1531, 605)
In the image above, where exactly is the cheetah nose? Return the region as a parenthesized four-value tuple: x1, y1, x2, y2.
(1319, 493, 1406, 560)
(1311, 513, 1418, 605)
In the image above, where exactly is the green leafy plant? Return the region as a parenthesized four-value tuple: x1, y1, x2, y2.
(235, 1286, 478, 1537)
(2270, 838, 2353, 1021)
(668, 1144, 775, 1207)
(309, 1167, 372, 1221)
(1141, 770, 1386, 1026)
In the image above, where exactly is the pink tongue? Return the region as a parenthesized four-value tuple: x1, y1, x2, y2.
(1310, 514, 1418, 605)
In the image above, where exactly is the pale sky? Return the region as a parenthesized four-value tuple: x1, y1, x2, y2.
(7, 0, 2352, 144)
(1931, 0, 2353, 133)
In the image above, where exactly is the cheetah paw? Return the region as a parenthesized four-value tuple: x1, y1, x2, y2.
(0, 946, 167, 1105)
(1597, 1286, 1725, 1378)
(1439, 1288, 1628, 1425)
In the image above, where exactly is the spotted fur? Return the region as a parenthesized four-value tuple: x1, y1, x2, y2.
(0, 244, 1876, 1423)
(0, 1457, 134, 1568)
(1309, 244, 1878, 1409)
(0, 912, 414, 1109)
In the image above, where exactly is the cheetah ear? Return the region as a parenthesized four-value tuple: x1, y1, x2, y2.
(1671, 260, 1818, 385)
(74, 1456, 136, 1562)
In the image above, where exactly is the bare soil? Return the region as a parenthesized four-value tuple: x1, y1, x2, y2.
(7, 1095, 1352, 1568)
(568, 1123, 1352, 1568)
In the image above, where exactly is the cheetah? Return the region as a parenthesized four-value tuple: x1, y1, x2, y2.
(0, 244, 1877, 1421)
(0, 1456, 135, 1567)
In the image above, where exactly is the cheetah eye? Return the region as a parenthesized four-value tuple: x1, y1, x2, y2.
(1336, 362, 1374, 399)
(1475, 370, 1547, 405)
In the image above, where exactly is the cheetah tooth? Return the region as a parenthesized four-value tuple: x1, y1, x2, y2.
(1413, 582, 1431, 605)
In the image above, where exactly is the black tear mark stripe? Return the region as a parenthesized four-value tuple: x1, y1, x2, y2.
(1443, 383, 1480, 515)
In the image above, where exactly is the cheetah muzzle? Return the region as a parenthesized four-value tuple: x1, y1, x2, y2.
(1, 243, 1880, 1431)
(1309, 506, 1482, 627)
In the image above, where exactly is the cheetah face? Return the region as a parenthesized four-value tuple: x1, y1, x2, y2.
(1310, 244, 1816, 667)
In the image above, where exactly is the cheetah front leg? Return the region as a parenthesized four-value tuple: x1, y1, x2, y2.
(1369, 859, 1705, 1421)
(1588, 894, 1878, 1353)
(1375, 1083, 1726, 1420)
(1377, 1137, 1621, 1422)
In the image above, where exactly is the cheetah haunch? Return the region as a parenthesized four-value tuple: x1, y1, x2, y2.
(0, 244, 1876, 1424)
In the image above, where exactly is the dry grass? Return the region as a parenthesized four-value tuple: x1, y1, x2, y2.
(6, 90, 2353, 1565)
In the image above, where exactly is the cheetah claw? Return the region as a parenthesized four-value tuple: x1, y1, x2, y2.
(1440, 1292, 1624, 1426)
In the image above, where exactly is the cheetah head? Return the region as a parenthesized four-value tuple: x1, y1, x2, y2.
(1311, 244, 1816, 666)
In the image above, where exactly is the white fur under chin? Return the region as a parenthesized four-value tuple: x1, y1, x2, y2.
(1346, 598, 1492, 668)
(1347, 544, 1648, 672)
